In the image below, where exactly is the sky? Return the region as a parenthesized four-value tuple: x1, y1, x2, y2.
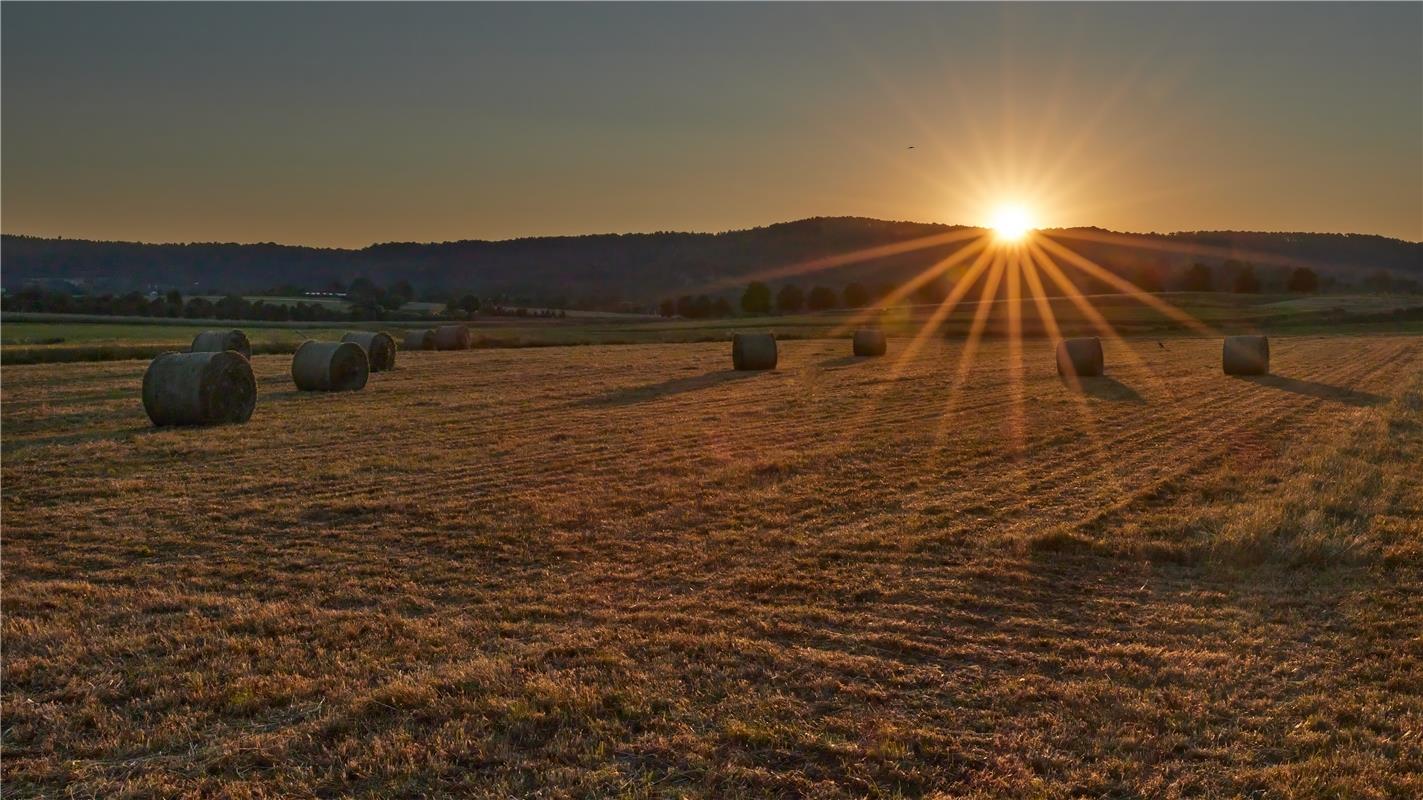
(3, 2, 1420, 247)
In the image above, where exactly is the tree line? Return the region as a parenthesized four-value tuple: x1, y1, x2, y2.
(8, 221, 1419, 312)
(1, 287, 400, 322)
(1, 277, 576, 323)
(657, 262, 1419, 318)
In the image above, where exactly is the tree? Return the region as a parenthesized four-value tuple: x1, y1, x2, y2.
(876, 283, 900, 305)
(843, 282, 870, 308)
(388, 279, 415, 303)
(741, 281, 772, 314)
(776, 284, 805, 314)
(1232, 264, 1260, 293)
(692, 295, 713, 319)
(184, 297, 214, 318)
(711, 297, 733, 317)
(676, 295, 696, 318)
(214, 294, 247, 319)
(659, 298, 676, 317)
(1362, 269, 1394, 292)
(459, 294, 480, 313)
(1286, 267, 1319, 293)
(347, 277, 380, 304)
(807, 286, 838, 311)
(1181, 263, 1214, 292)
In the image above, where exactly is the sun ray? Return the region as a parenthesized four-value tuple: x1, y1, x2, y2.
(1020, 253, 1126, 496)
(827, 234, 991, 338)
(1024, 242, 1174, 397)
(834, 243, 1001, 441)
(1033, 235, 1217, 337)
(1005, 245, 1025, 457)
(1042, 227, 1345, 274)
(928, 249, 1010, 455)
(711, 226, 986, 293)
(1019, 53, 1151, 205)
(885, 243, 1001, 371)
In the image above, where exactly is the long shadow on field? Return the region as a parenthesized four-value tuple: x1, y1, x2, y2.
(818, 356, 873, 369)
(1065, 376, 1145, 403)
(575, 370, 759, 407)
(1236, 375, 1383, 407)
(3, 425, 154, 454)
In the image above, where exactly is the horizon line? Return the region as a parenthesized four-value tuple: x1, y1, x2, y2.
(2, 217, 1419, 250)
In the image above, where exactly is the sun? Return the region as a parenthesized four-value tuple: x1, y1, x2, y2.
(989, 204, 1035, 242)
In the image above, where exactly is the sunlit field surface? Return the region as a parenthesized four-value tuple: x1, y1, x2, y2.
(4, 335, 1422, 797)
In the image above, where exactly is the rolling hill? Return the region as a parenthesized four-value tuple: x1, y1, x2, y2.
(3, 218, 1419, 308)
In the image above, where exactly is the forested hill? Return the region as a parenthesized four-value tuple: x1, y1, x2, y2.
(3, 218, 1419, 307)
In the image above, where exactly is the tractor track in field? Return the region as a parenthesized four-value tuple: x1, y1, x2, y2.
(256, 337, 1417, 583)
(3, 338, 1415, 539)
(4, 335, 1423, 800)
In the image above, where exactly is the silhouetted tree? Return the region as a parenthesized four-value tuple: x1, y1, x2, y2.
(348, 277, 380, 304)
(183, 297, 214, 318)
(1286, 267, 1319, 293)
(876, 283, 899, 305)
(676, 295, 696, 318)
(659, 298, 676, 317)
(1181, 263, 1214, 292)
(807, 286, 838, 311)
(459, 294, 480, 313)
(776, 284, 805, 313)
(692, 295, 713, 319)
(388, 279, 415, 303)
(741, 281, 772, 314)
(843, 282, 870, 308)
(711, 297, 733, 317)
(214, 294, 247, 319)
(1232, 264, 1260, 293)
(1363, 269, 1395, 292)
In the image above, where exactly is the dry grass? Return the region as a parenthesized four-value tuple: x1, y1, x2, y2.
(3, 335, 1421, 798)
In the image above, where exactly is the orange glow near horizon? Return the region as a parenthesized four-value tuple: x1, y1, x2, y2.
(989, 204, 1036, 242)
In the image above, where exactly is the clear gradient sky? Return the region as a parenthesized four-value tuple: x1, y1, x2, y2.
(3, 2, 1420, 247)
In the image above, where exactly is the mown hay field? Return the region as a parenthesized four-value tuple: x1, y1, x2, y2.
(3, 334, 1422, 797)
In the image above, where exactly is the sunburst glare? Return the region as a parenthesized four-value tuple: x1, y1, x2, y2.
(989, 204, 1035, 242)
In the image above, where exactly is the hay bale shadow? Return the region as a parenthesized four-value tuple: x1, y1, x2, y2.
(818, 356, 867, 368)
(576, 370, 757, 407)
(1061, 375, 1145, 403)
(1236, 375, 1382, 407)
(4, 425, 157, 454)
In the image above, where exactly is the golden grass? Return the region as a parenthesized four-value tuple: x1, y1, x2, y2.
(3, 335, 1421, 797)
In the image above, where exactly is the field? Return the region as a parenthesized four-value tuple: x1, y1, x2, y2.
(4, 292, 1422, 366)
(3, 333, 1422, 797)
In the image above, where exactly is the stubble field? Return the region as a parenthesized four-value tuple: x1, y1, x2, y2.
(3, 334, 1421, 797)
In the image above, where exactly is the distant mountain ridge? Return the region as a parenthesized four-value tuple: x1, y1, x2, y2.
(3, 218, 1419, 307)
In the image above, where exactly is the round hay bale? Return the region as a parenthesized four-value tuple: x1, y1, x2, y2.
(403, 329, 436, 351)
(190, 329, 251, 359)
(732, 333, 778, 370)
(1056, 337, 1104, 377)
(1222, 335, 1269, 375)
(433, 324, 471, 350)
(341, 331, 397, 372)
(852, 329, 887, 357)
(291, 340, 369, 391)
(142, 351, 256, 426)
